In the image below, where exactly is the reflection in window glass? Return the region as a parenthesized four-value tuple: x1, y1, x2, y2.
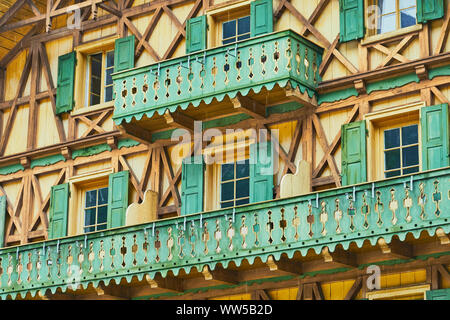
(220, 159, 250, 208)
(222, 16, 251, 45)
(84, 187, 108, 233)
(383, 124, 419, 178)
(377, 0, 416, 34)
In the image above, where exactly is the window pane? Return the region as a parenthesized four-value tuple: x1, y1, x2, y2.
(238, 16, 250, 35)
(221, 201, 234, 209)
(84, 208, 96, 226)
(105, 86, 113, 102)
(402, 124, 418, 145)
(90, 94, 100, 106)
(223, 37, 236, 45)
(98, 205, 108, 224)
(402, 145, 419, 167)
(386, 170, 401, 178)
(85, 190, 97, 207)
(237, 34, 251, 41)
(236, 178, 249, 198)
(236, 159, 249, 178)
(385, 149, 401, 170)
(236, 198, 249, 206)
(379, 0, 395, 14)
(400, 0, 416, 9)
(105, 68, 113, 86)
(223, 20, 236, 39)
(221, 181, 234, 201)
(380, 13, 396, 33)
(221, 163, 235, 181)
(97, 224, 107, 231)
(91, 77, 101, 95)
(403, 166, 419, 175)
(84, 226, 95, 233)
(98, 187, 108, 205)
(106, 51, 114, 68)
(90, 54, 102, 77)
(401, 7, 416, 28)
(384, 128, 400, 149)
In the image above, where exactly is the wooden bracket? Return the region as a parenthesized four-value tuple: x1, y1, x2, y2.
(266, 255, 302, 274)
(321, 246, 357, 267)
(118, 122, 152, 145)
(354, 79, 366, 95)
(61, 146, 72, 160)
(145, 274, 183, 292)
(436, 228, 450, 245)
(20, 156, 30, 169)
(415, 65, 428, 81)
(106, 136, 118, 150)
(202, 265, 239, 284)
(164, 110, 195, 133)
(38, 290, 49, 300)
(285, 83, 318, 108)
(377, 238, 413, 259)
(231, 94, 266, 119)
(94, 284, 105, 296)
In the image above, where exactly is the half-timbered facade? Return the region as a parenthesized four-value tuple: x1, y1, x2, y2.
(0, 0, 449, 300)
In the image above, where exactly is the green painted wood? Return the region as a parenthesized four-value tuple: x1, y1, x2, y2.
(48, 183, 69, 239)
(426, 288, 450, 300)
(250, 0, 273, 37)
(186, 15, 207, 54)
(112, 30, 323, 125)
(0, 167, 449, 300)
(0, 163, 24, 176)
(107, 171, 129, 228)
(114, 36, 135, 73)
(250, 141, 274, 203)
(0, 196, 5, 248)
(341, 120, 367, 186)
(339, 0, 364, 43)
(417, 0, 444, 24)
(55, 52, 76, 114)
(181, 156, 204, 215)
(421, 104, 449, 171)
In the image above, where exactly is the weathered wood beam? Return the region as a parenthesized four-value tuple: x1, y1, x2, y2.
(164, 110, 195, 133)
(202, 265, 239, 284)
(344, 276, 363, 300)
(377, 238, 413, 259)
(266, 255, 302, 274)
(251, 289, 271, 300)
(117, 122, 153, 145)
(0, 0, 28, 29)
(145, 274, 183, 292)
(231, 94, 266, 119)
(285, 84, 317, 108)
(321, 246, 357, 268)
(98, 2, 122, 17)
(436, 228, 450, 245)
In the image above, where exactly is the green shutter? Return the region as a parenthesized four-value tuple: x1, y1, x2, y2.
(186, 16, 207, 54)
(250, 142, 274, 203)
(181, 156, 204, 215)
(55, 52, 76, 114)
(48, 183, 69, 239)
(114, 35, 135, 73)
(417, 0, 444, 24)
(421, 103, 449, 171)
(426, 288, 450, 300)
(339, 0, 364, 43)
(341, 120, 367, 186)
(0, 196, 5, 248)
(250, 0, 273, 37)
(107, 171, 129, 229)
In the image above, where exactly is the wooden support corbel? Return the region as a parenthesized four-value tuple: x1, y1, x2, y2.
(354, 79, 366, 95)
(38, 290, 49, 300)
(117, 122, 152, 145)
(231, 94, 266, 119)
(321, 246, 356, 267)
(20, 156, 30, 169)
(202, 265, 238, 284)
(377, 237, 413, 259)
(106, 136, 118, 150)
(94, 284, 105, 296)
(61, 146, 72, 160)
(164, 110, 195, 133)
(415, 65, 428, 81)
(284, 83, 318, 108)
(436, 228, 450, 245)
(266, 255, 302, 274)
(145, 274, 183, 292)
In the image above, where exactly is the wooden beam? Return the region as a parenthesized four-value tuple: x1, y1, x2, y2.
(202, 265, 239, 284)
(285, 84, 317, 108)
(118, 122, 152, 145)
(344, 277, 363, 300)
(231, 94, 266, 119)
(145, 274, 183, 292)
(321, 246, 357, 268)
(436, 228, 450, 245)
(266, 255, 302, 274)
(377, 238, 413, 259)
(251, 289, 271, 300)
(164, 110, 195, 132)
(0, 0, 27, 28)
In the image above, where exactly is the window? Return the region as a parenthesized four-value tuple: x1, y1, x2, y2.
(383, 124, 419, 178)
(220, 159, 250, 208)
(87, 50, 114, 106)
(222, 16, 250, 45)
(83, 187, 108, 233)
(376, 0, 417, 34)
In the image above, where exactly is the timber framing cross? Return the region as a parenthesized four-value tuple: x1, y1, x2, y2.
(0, 0, 448, 254)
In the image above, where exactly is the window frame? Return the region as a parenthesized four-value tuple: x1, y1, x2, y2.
(85, 49, 115, 108)
(83, 186, 109, 233)
(369, 0, 417, 36)
(221, 15, 251, 45)
(219, 159, 250, 208)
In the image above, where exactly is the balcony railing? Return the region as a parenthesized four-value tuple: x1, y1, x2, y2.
(0, 167, 449, 299)
(112, 30, 324, 125)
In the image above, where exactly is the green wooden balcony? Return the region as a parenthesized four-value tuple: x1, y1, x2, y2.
(0, 167, 449, 299)
(112, 30, 323, 125)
